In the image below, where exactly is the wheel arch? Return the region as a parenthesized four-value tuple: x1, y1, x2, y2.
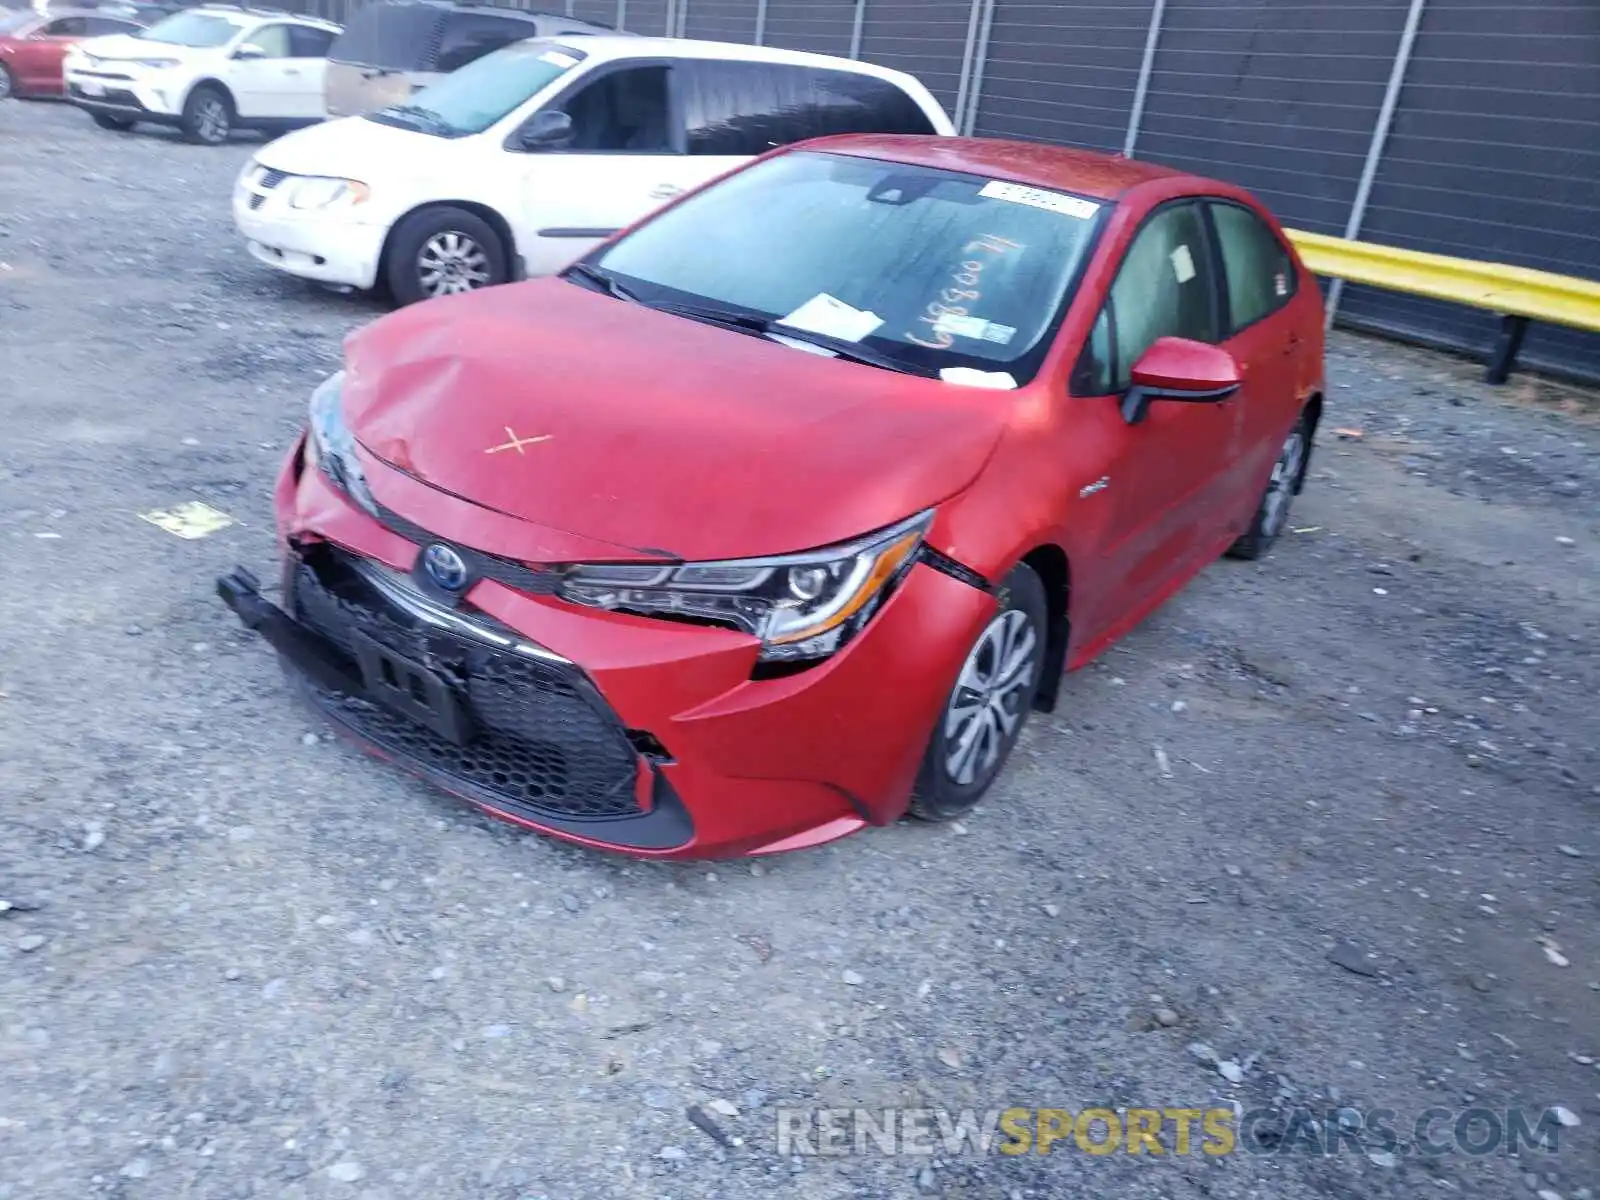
(1017, 543, 1071, 713)
(183, 76, 236, 113)
(379, 200, 520, 286)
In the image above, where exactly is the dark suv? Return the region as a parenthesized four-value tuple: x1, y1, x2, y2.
(323, 0, 617, 118)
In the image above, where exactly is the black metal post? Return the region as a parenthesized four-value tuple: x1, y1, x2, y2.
(1485, 314, 1529, 385)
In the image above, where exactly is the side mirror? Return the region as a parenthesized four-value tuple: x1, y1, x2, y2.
(516, 109, 573, 152)
(1121, 336, 1241, 426)
(233, 42, 266, 60)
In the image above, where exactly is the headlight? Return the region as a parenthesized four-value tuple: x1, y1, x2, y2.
(132, 57, 180, 68)
(285, 176, 370, 211)
(306, 372, 378, 517)
(556, 512, 933, 662)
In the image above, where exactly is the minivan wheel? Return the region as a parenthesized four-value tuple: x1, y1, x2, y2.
(91, 112, 136, 131)
(385, 206, 507, 305)
(180, 83, 232, 144)
(908, 563, 1047, 823)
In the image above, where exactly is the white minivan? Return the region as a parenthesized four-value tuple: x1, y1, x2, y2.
(232, 36, 954, 304)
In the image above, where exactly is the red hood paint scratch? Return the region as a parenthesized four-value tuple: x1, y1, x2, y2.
(342, 279, 1011, 563)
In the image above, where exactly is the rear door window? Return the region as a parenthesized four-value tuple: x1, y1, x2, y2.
(1207, 200, 1297, 334)
(679, 60, 935, 157)
(287, 24, 336, 58)
(435, 11, 536, 72)
(809, 68, 937, 136)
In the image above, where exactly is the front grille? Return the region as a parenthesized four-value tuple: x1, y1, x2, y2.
(289, 545, 643, 820)
(248, 194, 267, 211)
(71, 84, 143, 108)
(259, 167, 289, 189)
(376, 503, 562, 597)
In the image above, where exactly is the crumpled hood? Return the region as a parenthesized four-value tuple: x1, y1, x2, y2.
(342, 280, 1012, 563)
(255, 115, 442, 181)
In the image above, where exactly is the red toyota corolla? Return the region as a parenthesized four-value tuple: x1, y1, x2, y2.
(0, 8, 143, 100)
(219, 135, 1324, 859)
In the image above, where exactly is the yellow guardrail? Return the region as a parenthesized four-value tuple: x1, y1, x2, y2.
(1284, 228, 1600, 382)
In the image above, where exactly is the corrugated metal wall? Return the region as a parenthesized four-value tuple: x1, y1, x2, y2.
(282, 0, 1600, 382)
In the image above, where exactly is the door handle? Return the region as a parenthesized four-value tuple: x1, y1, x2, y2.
(648, 183, 683, 200)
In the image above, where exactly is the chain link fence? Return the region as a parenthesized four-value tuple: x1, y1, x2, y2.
(278, 0, 1599, 382)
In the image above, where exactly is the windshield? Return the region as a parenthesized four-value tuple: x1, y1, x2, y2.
(366, 40, 583, 138)
(136, 12, 243, 46)
(592, 152, 1105, 382)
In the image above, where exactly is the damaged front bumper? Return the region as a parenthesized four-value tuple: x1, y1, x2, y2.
(217, 438, 997, 858)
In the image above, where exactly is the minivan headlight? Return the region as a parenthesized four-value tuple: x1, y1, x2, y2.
(305, 372, 378, 517)
(286, 176, 370, 210)
(556, 512, 933, 662)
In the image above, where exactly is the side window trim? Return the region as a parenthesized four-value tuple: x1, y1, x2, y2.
(1070, 196, 1216, 398)
(1204, 197, 1299, 338)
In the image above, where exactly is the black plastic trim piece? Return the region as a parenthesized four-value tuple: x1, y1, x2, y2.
(537, 227, 621, 239)
(216, 561, 694, 852)
(917, 546, 991, 593)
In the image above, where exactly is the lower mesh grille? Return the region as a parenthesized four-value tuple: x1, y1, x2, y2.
(289, 546, 642, 820)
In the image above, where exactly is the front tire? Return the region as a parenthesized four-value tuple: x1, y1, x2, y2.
(1227, 408, 1313, 561)
(0, 64, 15, 101)
(180, 84, 232, 145)
(909, 563, 1048, 822)
(384, 206, 508, 305)
(91, 112, 136, 131)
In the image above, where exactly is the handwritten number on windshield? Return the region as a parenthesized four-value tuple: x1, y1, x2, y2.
(905, 235, 1022, 349)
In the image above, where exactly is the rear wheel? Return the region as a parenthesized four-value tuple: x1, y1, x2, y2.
(1227, 408, 1312, 560)
(909, 563, 1048, 822)
(91, 112, 136, 131)
(180, 84, 232, 145)
(384, 206, 508, 305)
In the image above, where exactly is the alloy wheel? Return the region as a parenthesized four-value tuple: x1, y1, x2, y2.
(1260, 427, 1306, 538)
(417, 231, 491, 297)
(195, 96, 228, 143)
(943, 608, 1038, 787)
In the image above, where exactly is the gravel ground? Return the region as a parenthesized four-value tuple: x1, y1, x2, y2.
(1, 100, 1598, 1200)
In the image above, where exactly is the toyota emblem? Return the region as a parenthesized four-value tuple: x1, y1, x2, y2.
(422, 543, 469, 591)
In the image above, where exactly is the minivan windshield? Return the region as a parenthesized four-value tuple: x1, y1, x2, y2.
(136, 11, 244, 46)
(590, 152, 1105, 383)
(366, 40, 583, 138)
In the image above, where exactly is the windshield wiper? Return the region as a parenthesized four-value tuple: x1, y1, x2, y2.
(560, 261, 640, 302)
(645, 301, 926, 376)
(379, 103, 455, 134)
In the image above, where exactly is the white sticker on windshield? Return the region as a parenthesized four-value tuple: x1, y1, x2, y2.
(539, 50, 580, 68)
(1171, 244, 1196, 284)
(777, 293, 884, 343)
(940, 367, 1018, 390)
(979, 180, 1100, 220)
(933, 313, 1018, 346)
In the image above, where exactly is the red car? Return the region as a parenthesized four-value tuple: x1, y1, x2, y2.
(219, 135, 1324, 859)
(0, 7, 143, 99)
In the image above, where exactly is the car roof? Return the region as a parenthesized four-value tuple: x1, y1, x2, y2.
(553, 34, 930, 83)
(789, 134, 1208, 201)
(186, 4, 340, 29)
